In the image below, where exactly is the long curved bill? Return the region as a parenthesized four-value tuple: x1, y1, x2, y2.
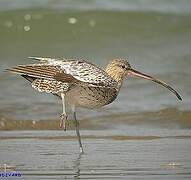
(127, 69, 182, 101)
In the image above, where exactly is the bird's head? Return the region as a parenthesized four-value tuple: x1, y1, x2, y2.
(106, 59, 132, 78)
(106, 58, 182, 101)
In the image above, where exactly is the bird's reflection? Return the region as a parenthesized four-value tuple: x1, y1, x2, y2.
(73, 152, 83, 179)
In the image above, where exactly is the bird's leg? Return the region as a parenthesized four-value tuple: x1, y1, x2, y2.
(60, 93, 68, 131)
(73, 111, 84, 154)
(60, 114, 68, 131)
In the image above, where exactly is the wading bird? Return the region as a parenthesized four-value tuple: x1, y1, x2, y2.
(7, 57, 182, 153)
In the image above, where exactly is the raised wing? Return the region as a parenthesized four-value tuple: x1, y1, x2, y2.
(7, 57, 117, 89)
(7, 64, 79, 83)
(29, 57, 117, 88)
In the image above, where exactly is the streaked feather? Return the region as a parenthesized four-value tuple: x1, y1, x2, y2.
(7, 57, 118, 89)
(32, 79, 69, 93)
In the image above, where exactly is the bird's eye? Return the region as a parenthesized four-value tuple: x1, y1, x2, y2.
(121, 65, 126, 69)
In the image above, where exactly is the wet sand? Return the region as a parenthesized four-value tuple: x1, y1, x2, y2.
(1, 108, 191, 130)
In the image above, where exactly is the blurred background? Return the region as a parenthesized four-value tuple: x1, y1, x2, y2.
(0, 0, 191, 128)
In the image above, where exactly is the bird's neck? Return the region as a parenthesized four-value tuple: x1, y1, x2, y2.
(105, 66, 125, 90)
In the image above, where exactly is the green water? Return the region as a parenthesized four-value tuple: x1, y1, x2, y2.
(0, 9, 190, 120)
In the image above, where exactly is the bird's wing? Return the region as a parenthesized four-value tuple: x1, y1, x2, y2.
(7, 64, 79, 93)
(7, 64, 78, 83)
(10, 57, 117, 88)
(29, 57, 117, 88)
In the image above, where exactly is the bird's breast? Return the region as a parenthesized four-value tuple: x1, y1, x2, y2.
(66, 86, 118, 109)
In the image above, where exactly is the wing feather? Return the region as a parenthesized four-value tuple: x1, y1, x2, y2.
(7, 64, 81, 85)
(7, 64, 60, 79)
(8, 57, 117, 89)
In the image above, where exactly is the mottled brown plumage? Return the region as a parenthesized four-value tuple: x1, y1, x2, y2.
(7, 57, 182, 153)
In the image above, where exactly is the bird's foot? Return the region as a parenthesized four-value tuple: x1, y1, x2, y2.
(80, 147, 84, 154)
(59, 113, 68, 131)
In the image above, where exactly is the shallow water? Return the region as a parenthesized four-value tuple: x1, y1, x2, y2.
(0, 130, 191, 179)
(0, 0, 191, 179)
(0, 110, 191, 179)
